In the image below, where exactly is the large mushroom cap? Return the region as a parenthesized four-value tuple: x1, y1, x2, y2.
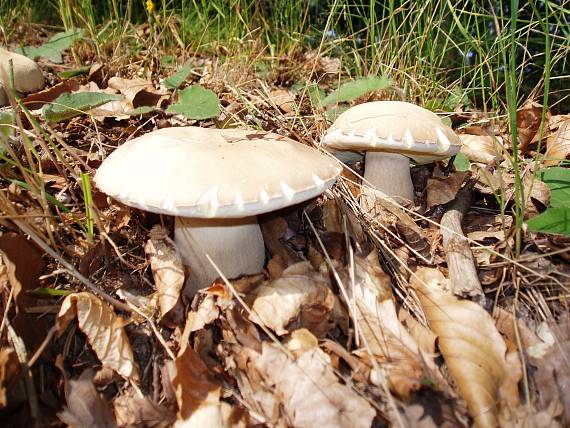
(95, 127, 341, 218)
(0, 48, 44, 94)
(322, 101, 460, 163)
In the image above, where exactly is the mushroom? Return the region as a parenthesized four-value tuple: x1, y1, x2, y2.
(94, 127, 341, 295)
(322, 101, 460, 203)
(0, 48, 44, 106)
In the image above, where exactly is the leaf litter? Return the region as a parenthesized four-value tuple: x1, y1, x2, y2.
(0, 23, 569, 428)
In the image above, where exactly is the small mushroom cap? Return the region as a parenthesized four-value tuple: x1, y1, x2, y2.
(0, 48, 44, 94)
(322, 101, 460, 162)
(95, 127, 341, 218)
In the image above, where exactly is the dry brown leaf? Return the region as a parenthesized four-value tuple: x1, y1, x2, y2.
(186, 294, 220, 333)
(145, 225, 184, 319)
(56, 292, 139, 380)
(57, 369, 116, 428)
(250, 261, 334, 336)
(108, 76, 166, 108)
(349, 252, 442, 398)
(0, 234, 48, 353)
(0, 347, 21, 409)
(410, 268, 519, 428)
(398, 308, 437, 355)
(526, 316, 570, 426)
(459, 134, 503, 164)
(544, 115, 570, 166)
(516, 101, 550, 153)
(255, 341, 376, 428)
(498, 399, 563, 428)
(268, 88, 295, 113)
(113, 389, 175, 428)
(170, 345, 221, 424)
(426, 171, 466, 209)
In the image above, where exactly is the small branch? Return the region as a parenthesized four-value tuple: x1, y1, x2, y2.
(440, 181, 485, 303)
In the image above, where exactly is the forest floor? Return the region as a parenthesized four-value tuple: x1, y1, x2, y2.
(1, 18, 570, 428)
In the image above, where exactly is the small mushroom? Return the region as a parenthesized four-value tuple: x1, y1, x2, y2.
(0, 48, 44, 106)
(95, 127, 341, 295)
(322, 101, 461, 203)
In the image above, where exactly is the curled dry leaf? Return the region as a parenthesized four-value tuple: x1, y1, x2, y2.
(516, 101, 550, 153)
(0, 347, 20, 409)
(268, 88, 296, 113)
(544, 115, 570, 166)
(169, 345, 221, 424)
(108, 76, 166, 108)
(57, 369, 116, 428)
(459, 134, 503, 164)
(56, 292, 139, 380)
(526, 316, 570, 426)
(426, 171, 466, 209)
(113, 389, 175, 428)
(398, 308, 437, 355)
(255, 341, 376, 428)
(410, 268, 519, 428)
(145, 225, 185, 319)
(0, 233, 48, 352)
(249, 261, 334, 337)
(348, 252, 441, 398)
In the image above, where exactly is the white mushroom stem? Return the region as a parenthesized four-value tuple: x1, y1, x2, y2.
(362, 151, 414, 206)
(174, 216, 265, 296)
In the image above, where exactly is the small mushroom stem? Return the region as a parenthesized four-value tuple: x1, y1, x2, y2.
(361, 151, 414, 208)
(174, 216, 265, 296)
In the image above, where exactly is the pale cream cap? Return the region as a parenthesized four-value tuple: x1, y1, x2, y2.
(0, 48, 44, 94)
(95, 127, 341, 218)
(322, 101, 460, 162)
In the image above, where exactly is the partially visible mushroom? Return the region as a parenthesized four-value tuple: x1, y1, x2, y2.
(95, 127, 341, 295)
(0, 48, 44, 105)
(322, 101, 461, 203)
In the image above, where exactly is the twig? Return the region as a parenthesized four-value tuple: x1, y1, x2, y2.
(440, 180, 485, 303)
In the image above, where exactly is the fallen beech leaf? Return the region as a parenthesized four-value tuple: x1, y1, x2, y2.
(410, 268, 518, 428)
(108, 76, 166, 108)
(170, 345, 221, 423)
(426, 171, 466, 209)
(516, 100, 550, 153)
(459, 134, 503, 164)
(349, 252, 441, 398)
(527, 316, 570, 426)
(0, 347, 21, 409)
(268, 88, 295, 113)
(398, 308, 437, 355)
(186, 294, 220, 333)
(57, 369, 116, 428)
(145, 225, 184, 319)
(114, 389, 175, 428)
(255, 341, 376, 428)
(0, 234, 48, 352)
(249, 261, 334, 336)
(56, 292, 139, 380)
(545, 116, 570, 166)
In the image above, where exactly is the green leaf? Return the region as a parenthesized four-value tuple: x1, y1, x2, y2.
(18, 29, 84, 63)
(526, 207, 570, 235)
(125, 106, 156, 116)
(167, 85, 220, 120)
(321, 75, 392, 106)
(0, 110, 15, 140)
(164, 60, 193, 89)
(307, 83, 325, 109)
(538, 167, 570, 208)
(58, 65, 91, 79)
(42, 92, 123, 122)
(453, 152, 470, 172)
(29, 287, 72, 297)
